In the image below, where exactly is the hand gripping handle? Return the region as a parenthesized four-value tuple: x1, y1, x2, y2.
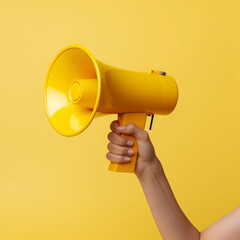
(108, 113, 147, 173)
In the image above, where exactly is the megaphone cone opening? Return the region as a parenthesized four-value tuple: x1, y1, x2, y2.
(44, 45, 101, 137)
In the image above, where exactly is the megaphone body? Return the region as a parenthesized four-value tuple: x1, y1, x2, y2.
(44, 45, 178, 173)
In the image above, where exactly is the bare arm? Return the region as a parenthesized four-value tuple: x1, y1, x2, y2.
(201, 204, 240, 240)
(136, 158, 200, 240)
(106, 120, 240, 240)
(107, 120, 199, 239)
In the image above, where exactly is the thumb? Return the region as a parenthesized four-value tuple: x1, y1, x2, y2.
(116, 123, 149, 141)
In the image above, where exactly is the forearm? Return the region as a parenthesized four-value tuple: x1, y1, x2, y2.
(137, 157, 200, 240)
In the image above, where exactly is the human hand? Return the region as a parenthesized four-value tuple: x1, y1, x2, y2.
(106, 120, 162, 177)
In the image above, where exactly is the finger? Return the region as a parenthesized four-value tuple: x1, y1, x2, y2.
(116, 123, 149, 141)
(107, 142, 135, 156)
(107, 132, 134, 147)
(106, 152, 131, 163)
(110, 120, 120, 134)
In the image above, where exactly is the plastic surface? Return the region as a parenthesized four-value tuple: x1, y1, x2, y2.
(44, 45, 101, 136)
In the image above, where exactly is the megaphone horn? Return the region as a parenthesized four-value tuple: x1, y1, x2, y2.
(44, 44, 178, 173)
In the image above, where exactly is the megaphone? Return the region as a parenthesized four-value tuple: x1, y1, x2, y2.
(44, 44, 178, 173)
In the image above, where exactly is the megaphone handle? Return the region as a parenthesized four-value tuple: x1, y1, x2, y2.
(108, 113, 147, 173)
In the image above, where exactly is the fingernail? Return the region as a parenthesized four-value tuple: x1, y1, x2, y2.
(127, 140, 134, 146)
(128, 149, 134, 156)
(124, 157, 131, 161)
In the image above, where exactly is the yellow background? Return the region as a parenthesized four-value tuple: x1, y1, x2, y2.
(0, 0, 239, 239)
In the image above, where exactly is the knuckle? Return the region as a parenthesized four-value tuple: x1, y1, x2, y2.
(107, 142, 112, 151)
(110, 120, 116, 128)
(110, 120, 119, 131)
(126, 123, 135, 135)
(106, 152, 110, 160)
(128, 123, 135, 129)
(107, 132, 113, 141)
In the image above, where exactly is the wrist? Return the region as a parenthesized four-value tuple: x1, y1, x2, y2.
(136, 156, 164, 181)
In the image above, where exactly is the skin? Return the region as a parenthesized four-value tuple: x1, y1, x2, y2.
(106, 120, 240, 240)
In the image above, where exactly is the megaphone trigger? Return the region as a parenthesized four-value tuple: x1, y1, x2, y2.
(148, 114, 154, 130)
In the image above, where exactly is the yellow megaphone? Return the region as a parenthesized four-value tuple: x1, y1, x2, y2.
(44, 44, 178, 173)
